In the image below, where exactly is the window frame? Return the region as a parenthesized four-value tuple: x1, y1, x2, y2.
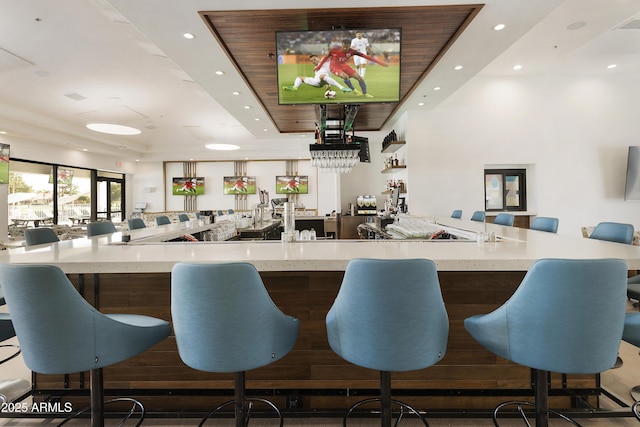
(484, 168, 527, 212)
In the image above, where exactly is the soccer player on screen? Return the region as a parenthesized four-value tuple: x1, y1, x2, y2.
(316, 39, 388, 98)
(283, 55, 352, 93)
(179, 178, 197, 194)
(282, 176, 300, 193)
(232, 177, 248, 193)
(351, 32, 372, 78)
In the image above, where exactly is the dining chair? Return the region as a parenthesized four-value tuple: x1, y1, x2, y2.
(127, 218, 146, 230)
(24, 227, 59, 247)
(86, 221, 117, 237)
(529, 217, 559, 233)
(155, 215, 171, 226)
(493, 213, 514, 226)
(589, 222, 634, 244)
(470, 211, 485, 222)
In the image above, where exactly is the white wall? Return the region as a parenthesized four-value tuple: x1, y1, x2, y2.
(131, 160, 321, 215)
(405, 72, 640, 236)
(5, 70, 640, 239)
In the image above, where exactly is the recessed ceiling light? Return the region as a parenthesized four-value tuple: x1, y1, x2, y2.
(182, 32, 195, 39)
(454, 65, 463, 70)
(566, 21, 586, 31)
(86, 123, 141, 135)
(82, 148, 89, 152)
(244, 106, 251, 109)
(418, 102, 425, 106)
(215, 71, 224, 75)
(232, 91, 240, 95)
(513, 64, 523, 70)
(433, 87, 441, 91)
(255, 118, 261, 121)
(205, 143, 240, 151)
(0, 131, 7, 134)
(607, 64, 617, 69)
(263, 128, 268, 132)
(494, 24, 506, 31)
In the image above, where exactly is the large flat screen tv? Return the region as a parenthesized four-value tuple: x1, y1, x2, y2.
(276, 176, 309, 194)
(172, 177, 205, 196)
(625, 146, 640, 201)
(276, 28, 401, 105)
(223, 176, 257, 195)
(0, 143, 9, 184)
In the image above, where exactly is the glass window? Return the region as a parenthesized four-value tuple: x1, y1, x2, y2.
(8, 159, 123, 228)
(8, 161, 54, 228)
(484, 169, 527, 211)
(57, 167, 92, 225)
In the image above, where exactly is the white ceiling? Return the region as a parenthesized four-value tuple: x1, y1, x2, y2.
(0, 0, 639, 162)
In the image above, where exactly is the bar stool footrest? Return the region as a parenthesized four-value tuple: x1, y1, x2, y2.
(57, 397, 145, 427)
(492, 400, 582, 427)
(199, 397, 283, 427)
(343, 397, 429, 427)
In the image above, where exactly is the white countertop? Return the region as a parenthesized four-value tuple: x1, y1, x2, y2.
(1, 217, 639, 274)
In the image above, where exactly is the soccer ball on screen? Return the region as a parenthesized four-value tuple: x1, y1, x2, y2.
(324, 89, 337, 99)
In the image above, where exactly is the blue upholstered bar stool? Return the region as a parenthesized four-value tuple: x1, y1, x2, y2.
(451, 209, 462, 219)
(465, 258, 627, 427)
(155, 215, 171, 226)
(171, 262, 300, 427)
(470, 211, 485, 222)
(326, 258, 449, 427)
(127, 218, 146, 230)
(178, 213, 189, 222)
(622, 313, 640, 419)
(530, 217, 559, 233)
(628, 275, 640, 307)
(0, 285, 30, 406)
(86, 221, 117, 237)
(0, 264, 172, 427)
(493, 213, 514, 226)
(24, 227, 59, 246)
(0, 285, 19, 366)
(589, 221, 634, 244)
(588, 222, 634, 369)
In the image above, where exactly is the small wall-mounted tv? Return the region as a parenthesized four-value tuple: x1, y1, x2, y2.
(172, 177, 205, 196)
(0, 143, 9, 184)
(625, 146, 640, 201)
(223, 176, 257, 195)
(276, 28, 401, 105)
(276, 176, 308, 194)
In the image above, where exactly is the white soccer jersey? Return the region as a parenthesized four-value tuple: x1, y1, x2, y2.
(351, 37, 370, 66)
(304, 59, 333, 87)
(351, 37, 369, 54)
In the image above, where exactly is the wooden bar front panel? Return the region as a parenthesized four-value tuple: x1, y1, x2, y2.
(32, 270, 599, 412)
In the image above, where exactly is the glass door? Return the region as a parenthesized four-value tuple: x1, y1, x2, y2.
(96, 176, 124, 224)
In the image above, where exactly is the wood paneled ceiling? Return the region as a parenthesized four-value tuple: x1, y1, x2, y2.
(201, 5, 482, 134)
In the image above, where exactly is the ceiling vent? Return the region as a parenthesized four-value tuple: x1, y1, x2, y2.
(616, 19, 640, 30)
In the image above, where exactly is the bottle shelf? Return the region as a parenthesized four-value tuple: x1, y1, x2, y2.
(381, 165, 407, 173)
(381, 140, 406, 154)
(381, 189, 407, 195)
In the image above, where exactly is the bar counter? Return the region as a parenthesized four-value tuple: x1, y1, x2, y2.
(1, 217, 639, 415)
(3, 217, 639, 273)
